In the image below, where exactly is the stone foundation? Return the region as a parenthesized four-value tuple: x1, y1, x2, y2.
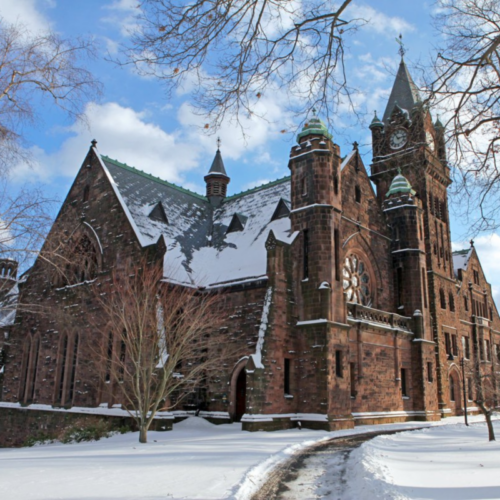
(0, 406, 172, 448)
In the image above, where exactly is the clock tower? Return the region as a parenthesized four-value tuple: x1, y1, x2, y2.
(370, 56, 456, 416)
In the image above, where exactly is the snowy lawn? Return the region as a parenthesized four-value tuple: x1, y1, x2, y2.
(0, 415, 495, 500)
(344, 419, 500, 500)
(0, 416, 437, 500)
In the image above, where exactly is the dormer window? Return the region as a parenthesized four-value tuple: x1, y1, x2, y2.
(148, 201, 169, 224)
(270, 198, 291, 222)
(227, 213, 248, 234)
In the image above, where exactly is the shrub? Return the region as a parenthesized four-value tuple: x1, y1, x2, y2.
(58, 418, 112, 444)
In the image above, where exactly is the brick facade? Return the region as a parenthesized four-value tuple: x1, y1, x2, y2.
(1, 60, 499, 446)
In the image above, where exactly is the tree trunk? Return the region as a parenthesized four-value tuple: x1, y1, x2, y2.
(485, 412, 496, 442)
(476, 401, 496, 441)
(139, 425, 148, 443)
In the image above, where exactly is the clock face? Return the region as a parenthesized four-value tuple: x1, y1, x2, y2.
(426, 131, 435, 151)
(389, 129, 408, 150)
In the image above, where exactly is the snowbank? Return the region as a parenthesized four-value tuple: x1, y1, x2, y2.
(344, 420, 500, 500)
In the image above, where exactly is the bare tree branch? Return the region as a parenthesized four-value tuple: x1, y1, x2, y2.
(428, 0, 500, 234)
(120, 0, 360, 131)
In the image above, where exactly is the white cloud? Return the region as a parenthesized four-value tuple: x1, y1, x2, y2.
(101, 0, 141, 38)
(453, 233, 500, 305)
(13, 102, 202, 184)
(349, 4, 415, 37)
(177, 90, 294, 162)
(0, 0, 53, 33)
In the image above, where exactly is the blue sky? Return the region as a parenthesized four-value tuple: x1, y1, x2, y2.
(2, 0, 500, 302)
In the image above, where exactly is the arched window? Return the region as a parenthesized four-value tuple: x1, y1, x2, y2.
(83, 185, 90, 203)
(449, 376, 455, 402)
(25, 336, 40, 402)
(105, 332, 113, 383)
(56, 334, 69, 404)
(449, 292, 455, 312)
(440, 289, 446, 309)
(333, 174, 339, 195)
(67, 335, 79, 404)
(355, 185, 361, 203)
(19, 337, 32, 402)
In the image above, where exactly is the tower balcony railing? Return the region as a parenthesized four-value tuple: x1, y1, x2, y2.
(347, 302, 413, 334)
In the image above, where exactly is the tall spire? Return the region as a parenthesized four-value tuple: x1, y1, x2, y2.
(382, 59, 421, 123)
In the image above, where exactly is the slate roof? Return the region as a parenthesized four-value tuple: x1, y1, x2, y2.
(383, 59, 422, 123)
(207, 149, 228, 176)
(99, 154, 295, 288)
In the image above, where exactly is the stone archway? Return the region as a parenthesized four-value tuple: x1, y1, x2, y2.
(230, 357, 248, 422)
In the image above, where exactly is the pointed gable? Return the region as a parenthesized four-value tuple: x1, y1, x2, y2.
(148, 201, 169, 224)
(226, 213, 248, 234)
(383, 59, 421, 123)
(270, 198, 291, 221)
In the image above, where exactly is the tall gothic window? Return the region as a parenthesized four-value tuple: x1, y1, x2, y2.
(56, 334, 69, 404)
(440, 289, 446, 309)
(26, 336, 40, 402)
(67, 335, 80, 403)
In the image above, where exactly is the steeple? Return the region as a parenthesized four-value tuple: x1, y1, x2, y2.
(204, 139, 230, 206)
(382, 59, 421, 123)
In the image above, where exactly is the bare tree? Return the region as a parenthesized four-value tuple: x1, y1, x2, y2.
(91, 259, 233, 443)
(429, 0, 500, 233)
(123, 0, 361, 129)
(461, 338, 500, 441)
(0, 19, 102, 173)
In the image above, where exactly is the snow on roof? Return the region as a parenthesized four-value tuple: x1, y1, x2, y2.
(452, 247, 473, 278)
(341, 149, 356, 170)
(0, 282, 19, 327)
(99, 153, 293, 287)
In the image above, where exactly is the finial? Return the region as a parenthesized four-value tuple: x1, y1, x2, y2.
(217, 137, 221, 151)
(353, 141, 359, 150)
(470, 239, 474, 247)
(312, 107, 317, 116)
(91, 139, 97, 148)
(396, 34, 406, 58)
(397, 167, 402, 174)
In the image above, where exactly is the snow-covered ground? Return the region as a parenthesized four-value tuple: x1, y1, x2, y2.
(344, 420, 500, 500)
(0, 415, 497, 500)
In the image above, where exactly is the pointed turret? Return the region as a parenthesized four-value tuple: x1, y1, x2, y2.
(382, 59, 421, 123)
(204, 141, 230, 207)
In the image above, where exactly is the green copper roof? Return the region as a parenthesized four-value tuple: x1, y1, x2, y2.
(386, 170, 416, 197)
(435, 116, 444, 129)
(297, 115, 332, 142)
(369, 111, 384, 129)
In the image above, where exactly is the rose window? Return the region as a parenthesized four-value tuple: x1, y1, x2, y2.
(342, 254, 372, 306)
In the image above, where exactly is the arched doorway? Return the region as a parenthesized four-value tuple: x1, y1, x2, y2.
(449, 371, 461, 414)
(234, 369, 247, 422)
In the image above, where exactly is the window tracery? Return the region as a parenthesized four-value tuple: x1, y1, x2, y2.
(342, 254, 372, 306)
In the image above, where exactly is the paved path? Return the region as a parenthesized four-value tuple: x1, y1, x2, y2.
(251, 428, 424, 500)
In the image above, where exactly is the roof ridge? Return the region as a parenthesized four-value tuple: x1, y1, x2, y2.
(101, 155, 209, 202)
(225, 175, 291, 201)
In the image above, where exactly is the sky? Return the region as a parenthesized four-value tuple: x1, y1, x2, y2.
(1, 0, 500, 302)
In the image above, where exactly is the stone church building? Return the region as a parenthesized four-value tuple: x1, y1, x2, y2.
(1, 58, 499, 440)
